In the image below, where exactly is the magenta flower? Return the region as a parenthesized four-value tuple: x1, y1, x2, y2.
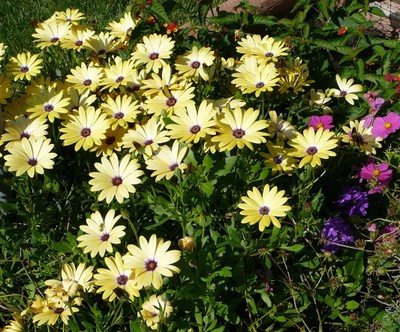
(371, 112, 400, 139)
(359, 161, 392, 194)
(307, 115, 334, 131)
(362, 96, 385, 128)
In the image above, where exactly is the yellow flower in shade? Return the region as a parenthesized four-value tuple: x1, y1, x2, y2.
(100, 56, 135, 92)
(145, 140, 188, 182)
(60, 27, 95, 51)
(54, 8, 85, 25)
(94, 252, 139, 301)
(330, 74, 363, 105)
(91, 126, 126, 157)
(106, 12, 138, 40)
(61, 262, 94, 294)
(141, 64, 183, 97)
(89, 153, 144, 203)
(278, 57, 313, 94)
(124, 234, 181, 290)
(236, 34, 289, 64)
(66, 62, 104, 92)
(32, 20, 71, 49)
(131, 33, 175, 73)
(175, 46, 215, 81)
(4, 137, 57, 177)
(139, 294, 173, 330)
(60, 106, 110, 151)
(83, 32, 122, 56)
(166, 100, 217, 144)
(144, 86, 196, 116)
(7, 52, 43, 81)
(231, 57, 280, 97)
(268, 111, 297, 140)
(238, 184, 291, 230)
(77, 209, 126, 258)
(32, 297, 79, 326)
(0, 115, 48, 149)
(0, 75, 14, 104)
(122, 116, 170, 156)
(2, 312, 24, 332)
(260, 141, 297, 174)
(212, 107, 269, 151)
(341, 119, 382, 155)
(101, 94, 140, 129)
(288, 127, 338, 168)
(26, 89, 70, 123)
(66, 87, 97, 114)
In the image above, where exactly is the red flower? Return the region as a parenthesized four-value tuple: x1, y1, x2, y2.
(164, 22, 178, 34)
(337, 27, 348, 36)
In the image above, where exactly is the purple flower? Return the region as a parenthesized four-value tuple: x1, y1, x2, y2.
(308, 115, 334, 131)
(359, 161, 392, 193)
(337, 186, 369, 217)
(321, 217, 354, 253)
(371, 112, 400, 139)
(362, 96, 385, 128)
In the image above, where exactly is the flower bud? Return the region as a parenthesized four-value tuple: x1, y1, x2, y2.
(178, 236, 196, 252)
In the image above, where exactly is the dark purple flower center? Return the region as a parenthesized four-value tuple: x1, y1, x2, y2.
(98, 49, 106, 55)
(190, 125, 201, 134)
(114, 112, 124, 119)
(255, 82, 265, 88)
(100, 232, 110, 241)
(116, 274, 128, 286)
(259, 206, 270, 215)
(145, 259, 158, 271)
(306, 146, 318, 155)
(340, 91, 347, 97)
(20, 132, 30, 139)
(115, 76, 124, 83)
(50, 37, 60, 43)
(143, 139, 154, 146)
(273, 154, 283, 164)
(44, 104, 54, 112)
(112, 176, 123, 186)
(28, 158, 38, 166)
(265, 52, 274, 57)
(53, 307, 64, 314)
(75, 40, 83, 46)
(83, 79, 92, 86)
(166, 97, 177, 107)
(149, 53, 159, 60)
(20, 66, 29, 73)
(191, 61, 201, 69)
(80, 127, 91, 137)
(105, 136, 116, 145)
(232, 128, 245, 138)
(169, 163, 178, 171)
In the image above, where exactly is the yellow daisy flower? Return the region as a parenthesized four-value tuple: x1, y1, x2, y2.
(66, 87, 97, 114)
(231, 57, 280, 97)
(122, 116, 170, 156)
(94, 252, 139, 301)
(100, 56, 135, 92)
(260, 141, 297, 174)
(288, 127, 338, 168)
(7, 52, 43, 81)
(66, 62, 104, 92)
(106, 12, 138, 40)
(59, 106, 110, 151)
(268, 110, 297, 140)
(26, 88, 70, 123)
(139, 294, 173, 330)
(238, 184, 291, 230)
(330, 74, 363, 105)
(91, 126, 126, 157)
(166, 100, 217, 143)
(32, 297, 79, 326)
(77, 209, 126, 258)
(124, 234, 181, 290)
(89, 153, 143, 203)
(4, 137, 57, 177)
(145, 140, 188, 182)
(101, 94, 140, 130)
(131, 33, 175, 73)
(60, 27, 95, 51)
(2, 312, 24, 332)
(144, 86, 196, 116)
(32, 20, 71, 49)
(54, 8, 85, 25)
(0, 74, 13, 104)
(0, 115, 48, 149)
(83, 32, 122, 56)
(141, 64, 183, 97)
(341, 119, 382, 155)
(212, 107, 269, 151)
(175, 45, 215, 81)
(61, 262, 94, 294)
(0, 43, 7, 62)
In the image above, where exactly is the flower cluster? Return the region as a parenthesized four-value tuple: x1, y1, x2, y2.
(321, 217, 355, 253)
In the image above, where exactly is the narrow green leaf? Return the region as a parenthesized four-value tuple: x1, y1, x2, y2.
(280, 244, 304, 253)
(150, 2, 170, 23)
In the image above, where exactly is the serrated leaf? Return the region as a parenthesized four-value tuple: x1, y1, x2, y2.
(150, 2, 170, 23)
(252, 15, 277, 26)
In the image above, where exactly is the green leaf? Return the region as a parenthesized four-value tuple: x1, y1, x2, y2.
(202, 153, 214, 173)
(200, 180, 217, 197)
(369, 5, 387, 17)
(372, 45, 386, 56)
(251, 15, 277, 27)
(344, 251, 364, 279)
(346, 300, 360, 310)
(318, 1, 330, 19)
(280, 244, 304, 253)
(149, 2, 170, 23)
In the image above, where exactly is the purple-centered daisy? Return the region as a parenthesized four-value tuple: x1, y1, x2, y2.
(321, 217, 354, 253)
(307, 115, 334, 131)
(371, 112, 400, 139)
(337, 186, 369, 217)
